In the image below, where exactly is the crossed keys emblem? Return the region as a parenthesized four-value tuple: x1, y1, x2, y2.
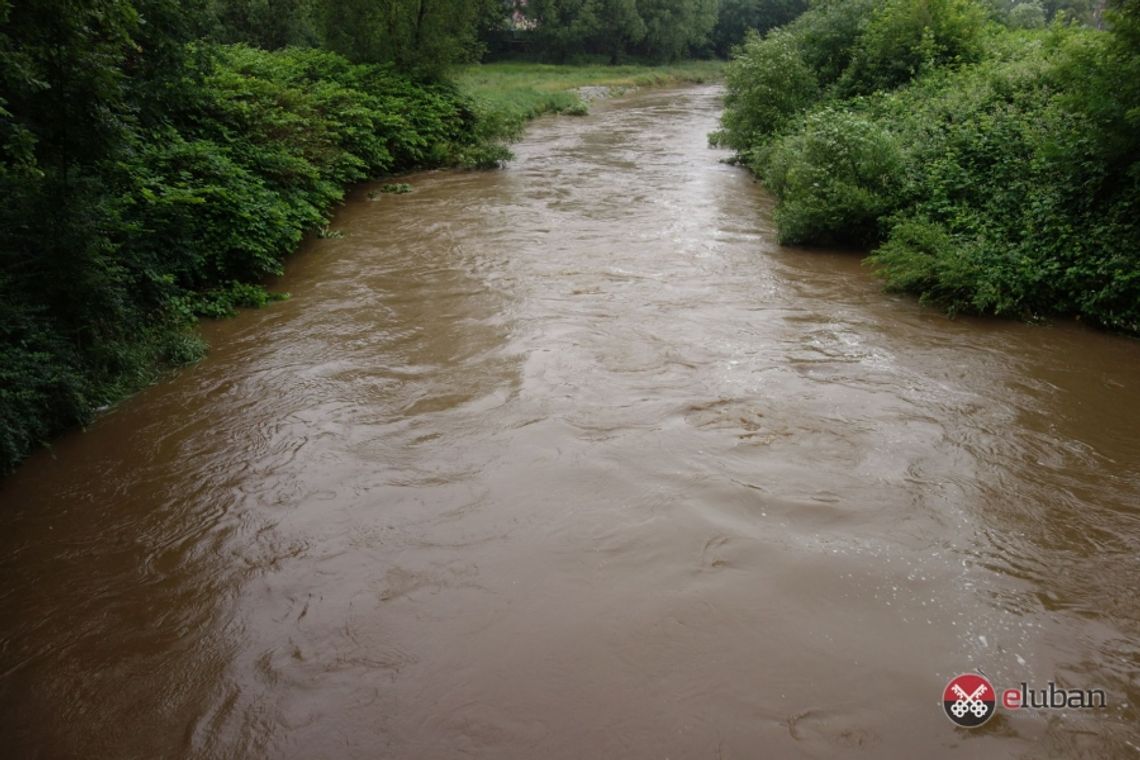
(950, 682, 990, 719)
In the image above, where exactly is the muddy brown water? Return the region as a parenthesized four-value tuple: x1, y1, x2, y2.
(2, 85, 1140, 758)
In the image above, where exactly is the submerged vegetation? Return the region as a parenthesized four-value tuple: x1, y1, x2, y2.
(717, 0, 1140, 332)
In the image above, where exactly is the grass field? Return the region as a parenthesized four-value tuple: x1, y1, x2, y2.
(454, 60, 725, 140)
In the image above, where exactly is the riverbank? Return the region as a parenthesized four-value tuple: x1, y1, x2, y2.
(457, 61, 724, 140)
(0, 53, 723, 475)
(716, 4, 1139, 334)
(0, 45, 490, 475)
(4, 83, 1138, 758)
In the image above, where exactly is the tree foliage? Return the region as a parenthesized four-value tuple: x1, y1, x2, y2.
(712, 0, 810, 56)
(839, 0, 987, 93)
(719, 0, 1140, 331)
(205, 0, 505, 74)
(1007, 1, 1046, 27)
(319, 0, 502, 74)
(0, 1, 499, 473)
(523, 0, 720, 61)
(716, 29, 818, 145)
(638, 0, 720, 59)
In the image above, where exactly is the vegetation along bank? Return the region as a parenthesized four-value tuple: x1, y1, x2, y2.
(716, 0, 1139, 334)
(0, 1, 733, 474)
(4, 0, 1137, 475)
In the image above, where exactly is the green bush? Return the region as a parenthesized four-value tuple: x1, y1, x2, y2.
(0, 41, 498, 473)
(719, 0, 1140, 333)
(716, 29, 819, 150)
(759, 107, 905, 244)
(866, 31, 1139, 328)
(839, 0, 988, 94)
(1008, 2, 1047, 27)
(791, 0, 878, 86)
(869, 217, 981, 308)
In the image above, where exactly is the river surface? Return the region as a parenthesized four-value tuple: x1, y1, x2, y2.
(2, 85, 1140, 758)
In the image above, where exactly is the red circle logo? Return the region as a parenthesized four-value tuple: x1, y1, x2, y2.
(943, 673, 996, 727)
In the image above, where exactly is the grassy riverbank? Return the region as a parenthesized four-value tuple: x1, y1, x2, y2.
(457, 61, 724, 139)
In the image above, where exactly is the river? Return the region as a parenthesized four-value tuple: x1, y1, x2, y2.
(2, 85, 1139, 758)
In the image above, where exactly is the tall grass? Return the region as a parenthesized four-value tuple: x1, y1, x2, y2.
(455, 61, 724, 140)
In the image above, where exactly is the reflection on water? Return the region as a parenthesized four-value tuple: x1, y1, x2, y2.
(2, 85, 1139, 758)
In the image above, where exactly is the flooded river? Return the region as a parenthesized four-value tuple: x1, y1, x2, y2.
(2, 85, 1139, 758)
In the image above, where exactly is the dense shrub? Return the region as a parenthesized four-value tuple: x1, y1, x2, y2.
(1008, 2, 1047, 27)
(867, 30, 1139, 328)
(0, 40, 496, 473)
(716, 29, 819, 149)
(760, 107, 904, 244)
(838, 0, 987, 94)
(719, 0, 1140, 333)
(791, 0, 879, 86)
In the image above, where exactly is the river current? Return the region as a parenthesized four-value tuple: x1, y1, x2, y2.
(2, 85, 1139, 758)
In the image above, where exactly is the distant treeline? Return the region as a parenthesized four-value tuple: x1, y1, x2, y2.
(717, 0, 1139, 332)
(207, 0, 505, 74)
(205, 0, 816, 63)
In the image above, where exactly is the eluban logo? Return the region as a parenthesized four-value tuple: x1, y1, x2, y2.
(944, 672, 1108, 728)
(1002, 682, 1107, 710)
(944, 674, 996, 727)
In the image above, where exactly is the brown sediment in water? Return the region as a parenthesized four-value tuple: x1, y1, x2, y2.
(1, 85, 1138, 758)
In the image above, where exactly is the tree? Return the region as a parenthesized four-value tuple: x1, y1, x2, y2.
(712, 0, 810, 57)
(839, 0, 988, 94)
(0, 0, 210, 469)
(524, 0, 643, 61)
(1008, 1, 1046, 26)
(524, 0, 720, 61)
(319, 0, 501, 74)
(637, 0, 719, 60)
(717, 28, 819, 147)
(208, 0, 320, 49)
